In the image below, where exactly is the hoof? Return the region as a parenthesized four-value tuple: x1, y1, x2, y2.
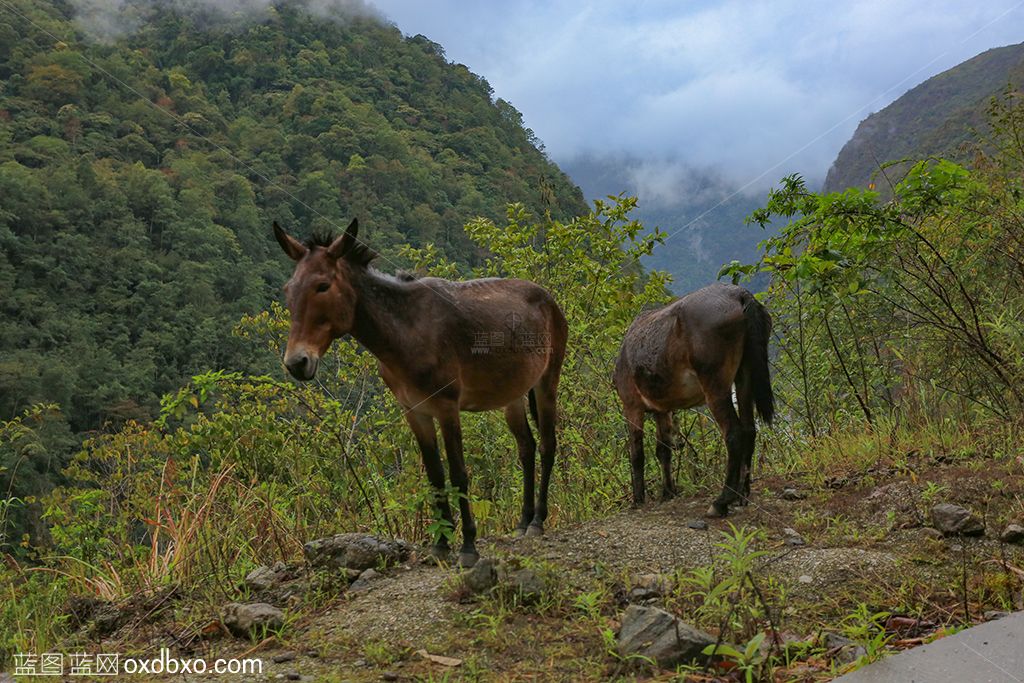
(525, 523, 544, 537)
(421, 544, 450, 566)
(661, 490, 677, 502)
(705, 503, 728, 518)
(458, 551, 480, 568)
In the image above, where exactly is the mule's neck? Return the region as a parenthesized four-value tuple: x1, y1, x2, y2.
(348, 267, 424, 366)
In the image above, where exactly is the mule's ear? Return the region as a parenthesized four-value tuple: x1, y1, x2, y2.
(326, 218, 359, 259)
(273, 222, 307, 261)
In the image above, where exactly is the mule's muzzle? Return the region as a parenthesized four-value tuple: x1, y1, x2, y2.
(284, 351, 319, 381)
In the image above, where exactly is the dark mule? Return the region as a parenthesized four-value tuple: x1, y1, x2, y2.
(614, 283, 773, 517)
(274, 219, 568, 567)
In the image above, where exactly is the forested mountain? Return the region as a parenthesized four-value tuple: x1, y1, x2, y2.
(562, 155, 767, 293)
(824, 42, 1024, 193)
(0, 0, 587, 437)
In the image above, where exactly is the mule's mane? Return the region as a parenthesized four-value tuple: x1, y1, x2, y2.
(303, 231, 377, 266)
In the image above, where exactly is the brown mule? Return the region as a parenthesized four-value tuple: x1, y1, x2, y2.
(614, 283, 773, 517)
(274, 219, 568, 567)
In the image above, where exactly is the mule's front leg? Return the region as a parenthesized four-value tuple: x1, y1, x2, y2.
(439, 412, 478, 567)
(625, 408, 646, 506)
(405, 411, 453, 561)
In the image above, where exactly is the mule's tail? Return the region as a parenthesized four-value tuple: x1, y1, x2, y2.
(742, 295, 775, 425)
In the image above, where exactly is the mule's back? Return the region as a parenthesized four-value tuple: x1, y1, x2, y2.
(615, 284, 748, 412)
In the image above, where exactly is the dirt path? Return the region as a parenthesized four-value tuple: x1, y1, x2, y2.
(119, 459, 1024, 682)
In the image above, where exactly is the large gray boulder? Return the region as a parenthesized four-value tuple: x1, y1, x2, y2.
(303, 533, 412, 570)
(617, 605, 715, 668)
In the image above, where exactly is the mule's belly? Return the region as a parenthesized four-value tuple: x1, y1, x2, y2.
(459, 354, 547, 411)
(637, 367, 705, 412)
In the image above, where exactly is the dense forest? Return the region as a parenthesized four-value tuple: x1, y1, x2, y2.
(0, 0, 587, 542)
(0, 0, 586, 434)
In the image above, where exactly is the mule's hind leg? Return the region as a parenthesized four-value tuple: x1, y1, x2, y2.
(406, 411, 454, 560)
(704, 383, 745, 518)
(624, 405, 647, 507)
(529, 384, 557, 536)
(653, 411, 677, 500)
(734, 372, 757, 505)
(505, 399, 537, 536)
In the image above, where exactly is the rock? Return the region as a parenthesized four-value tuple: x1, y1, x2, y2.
(272, 652, 297, 664)
(984, 610, 1009, 621)
(824, 633, 866, 665)
(381, 672, 399, 681)
(617, 604, 715, 668)
(782, 528, 806, 546)
(349, 568, 380, 593)
(921, 527, 944, 541)
(781, 487, 807, 501)
(303, 533, 412, 570)
(686, 519, 708, 530)
(1000, 524, 1024, 544)
(629, 573, 673, 601)
(798, 574, 813, 584)
(462, 558, 505, 594)
(222, 602, 285, 638)
(930, 503, 984, 537)
(245, 562, 291, 592)
(507, 568, 547, 603)
(286, 673, 301, 681)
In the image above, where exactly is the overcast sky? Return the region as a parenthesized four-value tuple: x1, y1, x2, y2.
(369, 1, 1024, 188)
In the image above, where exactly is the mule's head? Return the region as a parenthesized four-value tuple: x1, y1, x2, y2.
(273, 218, 376, 381)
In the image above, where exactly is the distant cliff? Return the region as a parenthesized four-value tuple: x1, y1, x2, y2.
(824, 43, 1024, 193)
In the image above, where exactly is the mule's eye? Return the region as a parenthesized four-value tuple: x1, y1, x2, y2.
(316, 282, 330, 293)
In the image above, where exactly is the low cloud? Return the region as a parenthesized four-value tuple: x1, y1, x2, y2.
(70, 0, 382, 42)
(371, 0, 1024, 188)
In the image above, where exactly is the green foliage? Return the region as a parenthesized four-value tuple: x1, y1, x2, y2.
(0, 0, 585, 436)
(0, 0, 586, 545)
(703, 632, 767, 683)
(725, 92, 1024, 431)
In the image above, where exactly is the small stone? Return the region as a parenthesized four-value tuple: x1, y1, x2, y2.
(782, 528, 806, 546)
(798, 574, 813, 584)
(462, 558, 504, 594)
(507, 568, 547, 603)
(930, 503, 984, 537)
(1000, 524, 1024, 544)
(921, 527, 944, 540)
(241, 565, 286, 593)
(984, 610, 1009, 621)
(272, 652, 297, 664)
(382, 672, 399, 681)
(617, 604, 715, 667)
(349, 568, 380, 593)
(687, 519, 708, 530)
(824, 633, 866, 665)
(629, 573, 672, 601)
(286, 673, 301, 681)
(222, 602, 285, 638)
(780, 487, 807, 501)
